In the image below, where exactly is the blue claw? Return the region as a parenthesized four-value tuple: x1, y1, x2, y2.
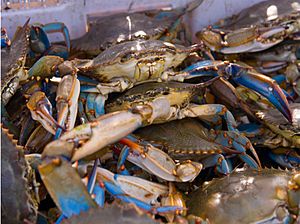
(92, 184, 105, 207)
(268, 149, 300, 169)
(82, 92, 105, 120)
(29, 25, 51, 57)
(225, 64, 292, 123)
(213, 130, 261, 169)
(238, 123, 264, 137)
(183, 60, 220, 78)
(239, 153, 260, 169)
(38, 158, 97, 218)
(155, 206, 184, 214)
(201, 154, 230, 175)
(273, 74, 286, 85)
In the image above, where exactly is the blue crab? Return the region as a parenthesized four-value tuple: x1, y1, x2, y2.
(187, 168, 300, 223)
(1, 19, 30, 106)
(131, 118, 260, 176)
(41, 80, 260, 186)
(197, 0, 300, 53)
(71, 0, 203, 56)
(28, 41, 292, 125)
(236, 86, 299, 168)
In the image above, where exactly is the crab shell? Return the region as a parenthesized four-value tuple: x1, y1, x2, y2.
(105, 81, 206, 116)
(71, 12, 180, 54)
(67, 40, 198, 83)
(215, 0, 300, 30)
(196, 0, 300, 53)
(134, 118, 229, 160)
(1, 127, 37, 223)
(188, 168, 300, 224)
(256, 103, 300, 148)
(1, 19, 30, 105)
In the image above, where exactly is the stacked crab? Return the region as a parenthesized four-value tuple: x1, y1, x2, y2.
(1, 0, 300, 223)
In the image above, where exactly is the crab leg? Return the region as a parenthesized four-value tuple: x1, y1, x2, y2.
(27, 55, 64, 79)
(87, 159, 100, 194)
(200, 154, 230, 175)
(117, 146, 131, 175)
(42, 110, 144, 161)
(83, 93, 106, 121)
(38, 157, 97, 218)
(55, 74, 80, 139)
(41, 22, 71, 59)
(41, 23, 70, 51)
(44, 96, 174, 161)
(178, 103, 238, 132)
(96, 168, 184, 215)
(226, 63, 292, 122)
(27, 91, 63, 135)
(25, 125, 53, 153)
(179, 60, 292, 122)
(169, 103, 261, 169)
(211, 130, 261, 169)
(102, 181, 183, 214)
(268, 148, 300, 169)
(78, 93, 89, 124)
(97, 167, 168, 204)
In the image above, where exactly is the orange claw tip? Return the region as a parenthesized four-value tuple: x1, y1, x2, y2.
(120, 138, 139, 149)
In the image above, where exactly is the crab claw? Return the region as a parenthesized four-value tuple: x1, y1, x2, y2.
(42, 22, 71, 53)
(225, 64, 292, 123)
(27, 91, 64, 135)
(38, 157, 97, 218)
(55, 74, 80, 139)
(120, 136, 202, 182)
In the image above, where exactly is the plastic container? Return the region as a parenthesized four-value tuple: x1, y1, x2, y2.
(2, 0, 266, 42)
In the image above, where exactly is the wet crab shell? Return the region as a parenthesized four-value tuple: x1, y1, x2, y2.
(214, 0, 300, 30)
(71, 12, 179, 54)
(1, 19, 30, 105)
(255, 103, 300, 148)
(71, 40, 193, 83)
(1, 128, 37, 223)
(105, 81, 206, 114)
(134, 118, 228, 160)
(187, 168, 300, 224)
(196, 0, 300, 53)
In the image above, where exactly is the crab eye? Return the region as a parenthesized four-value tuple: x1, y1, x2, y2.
(120, 53, 134, 63)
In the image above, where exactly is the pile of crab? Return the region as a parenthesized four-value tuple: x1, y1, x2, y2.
(1, 0, 300, 223)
